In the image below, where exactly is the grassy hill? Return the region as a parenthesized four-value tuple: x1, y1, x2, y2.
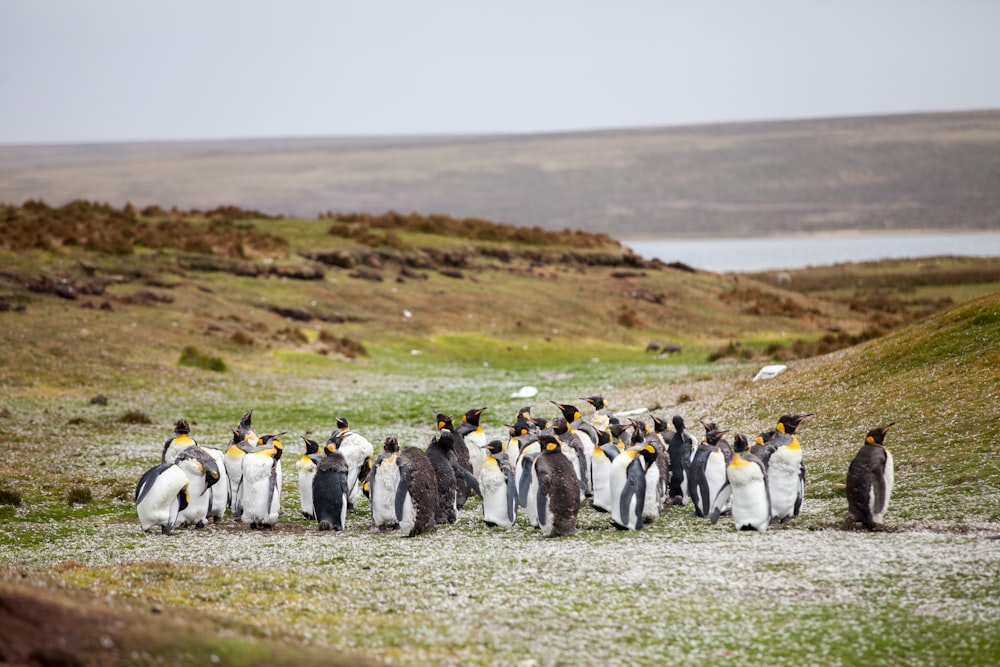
(3, 110, 1000, 238)
(1, 206, 999, 666)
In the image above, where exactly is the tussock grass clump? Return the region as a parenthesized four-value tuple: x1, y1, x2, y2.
(178, 346, 228, 372)
(0, 487, 22, 506)
(117, 409, 152, 424)
(318, 330, 368, 358)
(66, 486, 92, 505)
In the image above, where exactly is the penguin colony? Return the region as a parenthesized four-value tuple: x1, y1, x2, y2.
(137, 402, 896, 536)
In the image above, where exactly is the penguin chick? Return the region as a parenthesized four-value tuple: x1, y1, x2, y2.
(313, 442, 349, 531)
(533, 434, 582, 537)
(436, 413, 475, 508)
(845, 423, 895, 531)
(394, 446, 439, 537)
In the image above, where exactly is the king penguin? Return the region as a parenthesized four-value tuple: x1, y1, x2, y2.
(327, 416, 374, 510)
(589, 429, 620, 513)
(297, 437, 324, 520)
(688, 425, 730, 519)
(533, 434, 582, 537)
(161, 417, 198, 464)
(845, 423, 895, 530)
(635, 418, 669, 521)
(239, 433, 284, 529)
(393, 446, 439, 537)
(369, 435, 402, 531)
(161, 418, 228, 523)
(135, 462, 190, 534)
(551, 417, 590, 500)
(224, 410, 260, 518)
(767, 413, 812, 524)
(480, 439, 518, 527)
(711, 434, 771, 531)
(551, 402, 596, 489)
(457, 407, 489, 481)
(436, 413, 475, 508)
(610, 442, 658, 530)
(313, 442, 349, 531)
(426, 429, 481, 524)
(173, 445, 221, 528)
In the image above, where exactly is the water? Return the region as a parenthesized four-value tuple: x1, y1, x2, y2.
(625, 231, 1000, 273)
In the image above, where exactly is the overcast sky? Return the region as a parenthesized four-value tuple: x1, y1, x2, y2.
(2, 1, 999, 145)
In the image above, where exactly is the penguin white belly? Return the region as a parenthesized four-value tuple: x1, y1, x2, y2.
(224, 448, 247, 514)
(481, 461, 513, 527)
(871, 451, 894, 524)
(136, 464, 188, 533)
(591, 453, 613, 512)
(642, 464, 661, 523)
(297, 457, 317, 519)
(538, 494, 556, 537)
(608, 454, 633, 528)
(205, 448, 229, 522)
(574, 429, 595, 486)
(340, 434, 374, 502)
(560, 445, 586, 501)
(371, 456, 400, 529)
(397, 492, 417, 537)
(464, 430, 487, 480)
(705, 451, 728, 512)
(525, 472, 540, 528)
(176, 459, 210, 527)
(728, 464, 770, 531)
(768, 447, 803, 520)
(241, 455, 281, 526)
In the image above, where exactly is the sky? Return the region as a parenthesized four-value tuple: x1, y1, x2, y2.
(2, 1, 999, 145)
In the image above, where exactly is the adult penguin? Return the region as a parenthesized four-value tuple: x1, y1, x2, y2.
(436, 413, 475, 508)
(457, 407, 489, 481)
(845, 423, 895, 531)
(239, 433, 284, 529)
(551, 417, 589, 500)
(161, 417, 198, 464)
(636, 418, 669, 519)
(533, 434, 582, 537)
(590, 429, 620, 513)
(297, 437, 324, 520)
(551, 402, 596, 485)
(224, 410, 260, 517)
(369, 435, 402, 531)
(393, 446, 439, 537)
(327, 417, 374, 509)
(173, 445, 221, 528)
(667, 416, 696, 505)
(135, 462, 190, 535)
(313, 442, 349, 531)
(768, 413, 812, 524)
(610, 442, 658, 530)
(480, 439, 517, 527)
(581, 395, 612, 435)
(688, 426, 729, 519)
(711, 434, 771, 531)
(512, 422, 542, 522)
(426, 429, 481, 524)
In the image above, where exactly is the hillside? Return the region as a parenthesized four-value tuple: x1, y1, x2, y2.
(2, 110, 999, 239)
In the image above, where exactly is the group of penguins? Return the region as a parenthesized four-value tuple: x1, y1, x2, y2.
(135, 396, 896, 538)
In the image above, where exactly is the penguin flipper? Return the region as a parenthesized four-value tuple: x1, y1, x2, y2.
(793, 463, 806, 517)
(535, 469, 549, 527)
(710, 481, 732, 525)
(620, 463, 645, 530)
(394, 463, 414, 521)
(517, 456, 535, 507)
(455, 464, 482, 498)
(136, 463, 172, 505)
(505, 473, 518, 524)
(266, 458, 279, 516)
(177, 487, 190, 512)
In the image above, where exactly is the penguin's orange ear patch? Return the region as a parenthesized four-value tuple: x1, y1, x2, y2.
(866, 436, 875, 444)
(546, 442, 559, 451)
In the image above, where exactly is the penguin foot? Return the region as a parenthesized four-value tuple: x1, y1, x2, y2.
(212, 516, 222, 524)
(195, 521, 205, 529)
(671, 496, 684, 506)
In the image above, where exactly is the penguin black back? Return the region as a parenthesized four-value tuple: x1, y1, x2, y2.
(845, 423, 895, 530)
(313, 444, 349, 531)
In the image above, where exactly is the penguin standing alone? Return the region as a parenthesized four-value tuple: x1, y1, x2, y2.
(480, 439, 518, 527)
(393, 446, 439, 537)
(313, 442, 349, 531)
(711, 434, 771, 531)
(135, 462, 190, 535)
(845, 423, 895, 531)
(532, 434, 582, 537)
(369, 435, 402, 531)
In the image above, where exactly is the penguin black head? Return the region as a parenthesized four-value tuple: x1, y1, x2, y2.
(630, 427, 646, 445)
(630, 418, 649, 436)
(382, 435, 400, 453)
(517, 406, 532, 420)
(509, 418, 532, 438)
(776, 413, 813, 435)
(174, 418, 191, 435)
(865, 423, 894, 446)
(756, 429, 777, 446)
(672, 415, 686, 433)
(462, 408, 487, 427)
(436, 413, 455, 431)
(261, 433, 285, 459)
(652, 415, 667, 434)
(302, 436, 320, 456)
(705, 428, 729, 446)
(238, 410, 253, 432)
(202, 457, 221, 488)
(700, 420, 719, 435)
(733, 434, 749, 453)
(483, 439, 504, 456)
(638, 443, 657, 467)
(551, 417, 569, 436)
(434, 429, 455, 449)
(597, 429, 612, 446)
(609, 423, 628, 439)
(582, 395, 607, 410)
(335, 416, 350, 431)
(551, 401, 581, 424)
(531, 416, 549, 431)
(324, 442, 338, 455)
(538, 434, 562, 452)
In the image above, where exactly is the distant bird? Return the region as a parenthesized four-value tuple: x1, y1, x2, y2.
(239, 433, 284, 529)
(667, 415, 696, 505)
(436, 413, 475, 507)
(369, 435, 402, 531)
(327, 416, 374, 509)
(480, 439, 518, 527)
(533, 434, 582, 537)
(313, 442, 349, 531)
(456, 407, 489, 480)
(767, 414, 812, 524)
(711, 434, 771, 531)
(297, 437, 324, 520)
(135, 462, 189, 535)
(845, 423, 895, 531)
